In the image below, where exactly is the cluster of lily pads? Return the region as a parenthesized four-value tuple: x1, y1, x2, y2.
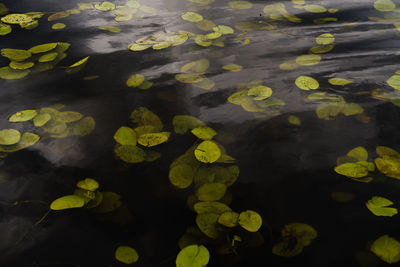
(0, 42, 70, 79)
(113, 107, 169, 164)
(8, 105, 95, 138)
(0, 6, 45, 35)
(333, 145, 400, 263)
(228, 80, 286, 118)
(168, 115, 263, 262)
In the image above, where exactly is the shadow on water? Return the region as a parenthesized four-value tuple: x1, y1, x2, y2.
(1, 0, 400, 266)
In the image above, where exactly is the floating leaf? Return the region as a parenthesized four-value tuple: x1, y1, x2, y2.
(114, 126, 137, 146)
(176, 245, 210, 267)
(32, 113, 51, 127)
(1, 14, 33, 24)
(176, 73, 205, 84)
(316, 33, 334, 45)
(1, 48, 31, 61)
(0, 66, 30, 79)
(94, 1, 116, 11)
(115, 246, 139, 264)
(196, 213, 222, 239)
(138, 132, 170, 147)
(238, 210, 262, 232)
(387, 71, 400, 90)
(374, 0, 396, 12)
(328, 78, 353, 85)
(47, 11, 70, 21)
(55, 111, 83, 123)
(248, 85, 273, 100)
(126, 74, 145, 87)
(9, 110, 37, 122)
(9, 61, 34, 70)
(366, 196, 398, 217)
(191, 127, 216, 140)
(304, 4, 327, 13)
(38, 52, 58, 63)
(50, 195, 85, 210)
(181, 12, 203, 22)
(295, 76, 319, 90)
(115, 145, 146, 163)
(370, 235, 400, 264)
(68, 56, 89, 68)
(309, 44, 334, 54)
(28, 43, 58, 54)
(173, 116, 205, 134)
(195, 141, 221, 163)
(72, 116, 95, 136)
(213, 25, 234, 34)
(0, 132, 40, 152)
(196, 183, 226, 201)
(334, 163, 369, 178)
(181, 58, 210, 73)
(77, 178, 99, 192)
(218, 211, 239, 227)
(169, 164, 194, 189)
(194, 201, 231, 214)
(229, 1, 252, 10)
(347, 146, 368, 161)
(288, 115, 301, 126)
(376, 146, 400, 158)
(128, 43, 152, 51)
(52, 23, 66, 30)
(197, 19, 216, 31)
(295, 54, 321, 66)
(0, 129, 21, 145)
(0, 23, 11, 35)
(222, 64, 243, 72)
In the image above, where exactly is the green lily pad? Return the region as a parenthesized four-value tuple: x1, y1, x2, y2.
(0, 129, 21, 145)
(1, 48, 31, 61)
(94, 1, 116, 11)
(316, 33, 335, 45)
(328, 78, 353, 85)
(9, 110, 37, 122)
(194, 141, 221, 163)
(114, 126, 137, 146)
(50, 195, 85, 210)
(181, 12, 203, 22)
(52, 23, 66, 30)
(295, 76, 319, 90)
(238, 210, 262, 232)
(173, 115, 205, 134)
(366, 196, 398, 217)
(196, 212, 222, 239)
(9, 61, 35, 70)
(218, 211, 239, 228)
(0, 23, 11, 35)
(370, 235, 400, 264)
(295, 54, 321, 66)
(1, 13, 33, 24)
(248, 85, 273, 100)
(196, 183, 227, 201)
(28, 43, 58, 54)
(38, 52, 58, 62)
(169, 164, 194, 189)
(176, 245, 209, 267)
(334, 162, 369, 178)
(137, 132, 170, 147)
(77, 178, 99, 192)
(115, 246, 139, 264)
(191, 126, 216, 140)
(55, 111, 83, 123)
(115, 145, 146, 163)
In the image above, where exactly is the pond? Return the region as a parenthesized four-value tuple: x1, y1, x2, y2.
(1, 0, 400, 266)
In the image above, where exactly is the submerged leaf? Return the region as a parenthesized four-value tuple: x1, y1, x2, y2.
(169, 164, 194, 189)
(196, 183, 227, 201)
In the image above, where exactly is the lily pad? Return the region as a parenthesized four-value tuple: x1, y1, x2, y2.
(169, 164, 194, 189)
(9, 110, 37, 122)
(115, 145, 146, 163)
(366, 196, 398, 217)
(295, 54, 321, 66)
(181, 12, 203, 22)
(248, 85, 273, 100)
(295, 76, 319, 90)
(50, 195, 85, 210)
(0, 129, 21, 145)
(1, 48, 31, 61)
(28, 43, 58, 54)
(137, 132, 170, 147)
(196, 183, 227, 201)
(0, 132, 40, 152)
(238, 210, 262, 232)
(229, 1, 253, 10)
(1, 14, 33, 24)
(72, 116, 95, 136)
(176, 245, 210, 267)
(38, 52, 58, 62)
(115, 246, 139, 264)
(218, 211, 239, 227)
(94, 1, 116, 11)
(191, 127, 216, 140)
(334, 162, 369, 178)
(0, 67, 30, 80)
(9, 61, 34, 70)
(370, 235, 400, 264)
(316, 33, 334, 45)
(328, 78, 353, 85)
(77, 178, 99, 192)
(114, 126, 137, 146)
(0, 23, 11, 35)
(173, 115, 205, 134)
(194, 141, 221, 163)
(222, 64, 243, 72)
(126, 74, 145, 87)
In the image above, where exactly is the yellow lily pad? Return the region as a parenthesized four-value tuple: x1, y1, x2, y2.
(169, 164, 194, 189)
(181, 12, 203, 22)
(218, 211, 239, 227)
(9, 61, 34, 70)
(1, 14, 33, 24)
(222, 64, 243, 72)
(288, 115, 301, 126)
(328, 78, 353, 85)
(304, 4, 327, 13)
(229, 1, 252, 10)
(366, 196, 398, 217)
(72, 116, 95, 136)
(248, 85, 273, 100)
(176, 245, 209, 267)
(115, 145, 146, 163)
(370, 235, 400, 264)
(137, 132, 170, 147)
(0, 129, 21, 145)
(194, 141, 221, 163)
(94, 1, 116, 11)
(238, 210, 262, 232)
(196, 212, 222, 239)
(334, 162, 368, 178)
(295, 54, 321, 66)
(77, 178, 99, 192)
(173, 115, 205, 134)
(295, 76, 319, 90)
(374, 0, 396, 12)
(191, 126, 216, 140)
(126, 74, 145, 87)
(193, 201, 231, 214)
(52, 23, 66, 30)
(213, 25, 234, 34)
(115, 246, 139, 264)
(1, 48, 31, 61)
(0, 23, 11, 35)
(28, 43, 58, 54)
(114, 126, 137, 146)
(9, 110, 37, 122)
(50, 195, 85, 210)
(196, 183, 227, 201)
(0, 132, 40, 152)
(347, 146, 368, 161)
(316, 33, 334, 45)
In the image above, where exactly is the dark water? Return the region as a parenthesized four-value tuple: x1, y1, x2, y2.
(1, 0, 400, 266)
